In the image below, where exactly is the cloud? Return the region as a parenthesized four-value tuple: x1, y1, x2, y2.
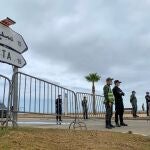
(0, 0, 150, 107)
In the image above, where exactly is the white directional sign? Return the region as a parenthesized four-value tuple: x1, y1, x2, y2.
(0, 45, 26, 68)
(0, 23, 28, 53)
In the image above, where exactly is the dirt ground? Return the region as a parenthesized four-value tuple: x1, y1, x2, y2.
(0, 128, 150, 150)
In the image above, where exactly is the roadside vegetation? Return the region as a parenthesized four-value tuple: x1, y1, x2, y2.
(0, 127, 150, 150)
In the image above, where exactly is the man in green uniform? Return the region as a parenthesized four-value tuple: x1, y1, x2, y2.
(130, 91, 139, 118)
(103, 77, 115, 129)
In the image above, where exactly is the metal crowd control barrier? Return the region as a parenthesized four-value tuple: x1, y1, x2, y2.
(1, 72, 150, 130)
(0, 74, 11, 127)
(11, 72, 86, 129)
(76, 92, 105, 119)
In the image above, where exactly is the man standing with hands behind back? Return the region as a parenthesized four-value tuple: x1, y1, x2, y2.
(103, 77, 115, 129)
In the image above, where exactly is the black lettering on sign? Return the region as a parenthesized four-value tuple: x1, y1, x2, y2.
(2, 49, 6, 58)
(18, 41, 21, 47)
(7, 52, 11, 60)
(0, 31, 13, 41)
(17, 59, 21, 64)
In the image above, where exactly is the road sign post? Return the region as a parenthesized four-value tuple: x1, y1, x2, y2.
(0, 18, 28, 127)
(12, 66, 18, 127)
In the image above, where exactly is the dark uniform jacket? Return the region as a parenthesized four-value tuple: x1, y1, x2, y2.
(82, 99, 88, 111)
(55, 98, 62, 113)
(113, 86, 124, 107)
(145, 95, 150, 103)
(130, 94, 137, 106)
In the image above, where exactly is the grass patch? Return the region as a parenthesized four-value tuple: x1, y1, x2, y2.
(0, 128, 10, 137)
(0, 127, 149, 150)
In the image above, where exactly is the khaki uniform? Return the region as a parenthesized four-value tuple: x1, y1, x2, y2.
(103, 84, 114, 127)
(130, 94, 137, 117)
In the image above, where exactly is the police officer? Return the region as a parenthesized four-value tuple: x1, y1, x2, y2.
(145, 92, 150, 116)
(130, 91, 139, 118)
(55, 95, 62, 124)
(82, 96, 88, 119)
(113, 80, 127, 127)
(103, 77, 115, 129)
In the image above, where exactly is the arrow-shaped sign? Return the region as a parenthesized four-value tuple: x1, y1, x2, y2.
(0, 23, 28, 54)
(0, 45, 26, 68)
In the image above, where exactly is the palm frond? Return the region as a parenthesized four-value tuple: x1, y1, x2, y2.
(85, 73, 101, 82)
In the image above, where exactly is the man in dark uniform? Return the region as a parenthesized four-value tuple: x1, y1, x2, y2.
(113, 80, 127, 127)
(82, 96, 88, 119)
(103, 77, 115, 129)
(145, 92, 150, 116)
(55, 95, 62, 124)
(130, 91, 139, 118)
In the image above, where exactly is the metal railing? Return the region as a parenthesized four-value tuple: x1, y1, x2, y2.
(76, 92, 105, 119)
(0, 74, 11, 127)
(11, 72, 78, 124)
(1, 72, 149, 129)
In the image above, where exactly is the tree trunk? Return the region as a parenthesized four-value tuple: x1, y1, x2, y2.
(92, 82, 96, 115)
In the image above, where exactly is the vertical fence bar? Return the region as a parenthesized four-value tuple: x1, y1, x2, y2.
(18, 74, 21, 111)
(38, 80, 40, 113)
(34, 79, 36, 113)
(51, 85, 53, 114)
(43, 82, 45, 113)
(29, 77, 32, 112)
(47, 84, 49, 114)
(23, 76, 27, 113)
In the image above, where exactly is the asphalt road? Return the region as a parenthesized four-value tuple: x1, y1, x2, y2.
(17, 118, 150, 136)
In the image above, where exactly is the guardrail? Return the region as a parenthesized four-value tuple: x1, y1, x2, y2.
(11, 72, 80, 126)
(76, 92, 105, 119)
(0, 74, 11, 127)
(2, 72, 148, 129)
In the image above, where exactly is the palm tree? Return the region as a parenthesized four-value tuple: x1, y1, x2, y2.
(85, 73, 101, 114)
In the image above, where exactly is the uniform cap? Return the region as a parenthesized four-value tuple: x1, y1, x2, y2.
(106, 77, 114, 81)
(114, 80, 122, 84)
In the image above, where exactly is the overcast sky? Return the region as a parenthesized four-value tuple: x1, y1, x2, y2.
(1, 0, 150, 108)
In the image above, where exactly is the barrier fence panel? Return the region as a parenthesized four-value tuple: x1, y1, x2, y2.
(76, 92, 150, 119)
(76, 92, 105, 119)
(2, 71, 149, 129)
(11, 72, 77, 125)
(0, 74, 11, 126)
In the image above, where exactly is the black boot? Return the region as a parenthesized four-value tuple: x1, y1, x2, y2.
(56, 116, 59, 125)
(106, 120, 112, 129)
(59, 116, 62, 122)
(110, 120, 115, 128)
(120, 122, 128, 126)
(116, 123, 121, 127)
